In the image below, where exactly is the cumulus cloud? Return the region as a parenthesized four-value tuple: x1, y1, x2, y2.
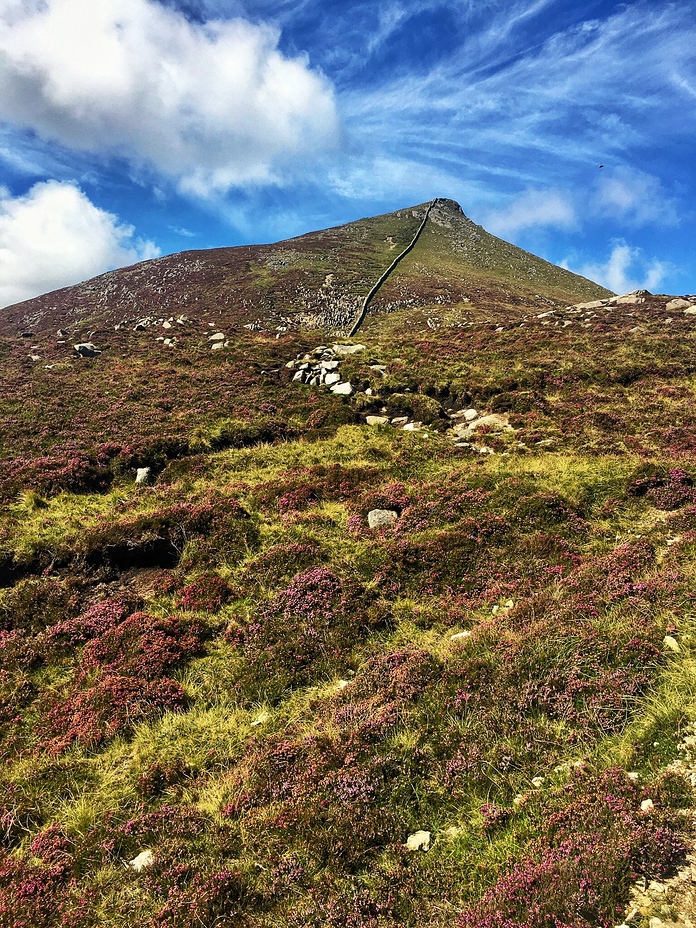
(593, 167, 679, 227)
(0, 181, 159, 308)
(0, 0, 339, 195)
(483, 188, 577, 238)
(570, 241, 669, 295)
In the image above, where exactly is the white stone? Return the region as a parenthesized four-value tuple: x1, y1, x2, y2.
(162, 321, 171, 329)
(685, 307, 696, 316)
(391, 416, 409, 426)
(321, 360, 340, 370)
(135, 467, 151, 485)
(129, 849, 154, 872)
(332, 343, 366, 355)
(463, 409, 478, 421)
(663, 635, 681, 653)
(330, 382, 353, 395)
(366, 416, 390, 426)
(531, 776, 545, 788)
(450, 631, 471, 642)
(324, 372, 341, 385)
(640, 798, 655, 813)
(402, 422, 422, 431)
(367, 509, 398, 529)
(208, 332, 225, 341)
(405, 830, 431, 852)
(292, 371, 304, 382)
(211, 342, 224, 350)
(73, 342, 101, 357)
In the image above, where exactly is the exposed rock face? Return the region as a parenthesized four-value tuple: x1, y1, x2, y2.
(367, 509, 398, 529)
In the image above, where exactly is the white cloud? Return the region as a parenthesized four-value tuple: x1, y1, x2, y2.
(593, 167, 679, 227)
(0, 0, 339, 196)
(483, 188, 576, 238)
(0, 181, 159, 308)
(570, 241, 669, 295)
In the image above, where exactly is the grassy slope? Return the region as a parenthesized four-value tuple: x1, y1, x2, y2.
(1, 206, 695, 927)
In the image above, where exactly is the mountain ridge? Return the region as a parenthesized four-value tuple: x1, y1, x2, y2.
(0, 198, 610, 339)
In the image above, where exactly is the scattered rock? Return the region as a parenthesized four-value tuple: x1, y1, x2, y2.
(208, 332, 226, 342)
(664, 635, 681, 653)
(73, 342, 102, 358)
(324, 372, 342, 385)
(450, 630, 471, 642)
(391, 416, 410, 426)
(367, 509, 398, 529)
(402, 421, 422, 431)
(405, 830, 431, 852)
(531, 776, 545, 788)
(366, 415, 390, 426)
(135, 467, 152, 485)
(640, 798, 655, 813)
(128, 849, 155, 872)
(330, 382, 353, 395)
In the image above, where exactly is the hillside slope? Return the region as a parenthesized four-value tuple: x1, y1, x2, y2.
(2, 203, 696, 928)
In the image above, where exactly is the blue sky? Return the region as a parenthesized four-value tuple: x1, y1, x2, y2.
(0, 0, 695, 306)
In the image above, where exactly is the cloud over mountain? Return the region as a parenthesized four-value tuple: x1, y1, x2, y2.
(0, 0, 339, 195)
(0, 181, 158, 308)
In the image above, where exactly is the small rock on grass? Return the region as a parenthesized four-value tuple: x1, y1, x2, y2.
(366, 415, 389, 426)
(135, 467, 151, 485)
(367, 509, 398, 529)
(129, 849, 155, 872)
(664, 635, 681, 653)
(405, 831, 431, 852)
(330, 382, 353, 395)
(450, 631, 471, 642)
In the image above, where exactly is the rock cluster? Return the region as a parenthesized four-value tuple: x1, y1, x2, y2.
(285, 344, 365, 395)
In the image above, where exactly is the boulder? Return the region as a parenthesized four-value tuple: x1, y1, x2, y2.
(321, 360, 340, 370)
(405, 831, 431, 852)
(73, 342, 101, 357)
(666, 298, 692, 311)
(330, 382, 353, 395)
(574, 300, 605, 310)
(685, 307, 696, 316)
(616, 290, 650, 304)
(324, 372, 342, 385)
(367, 509, 398, 529)
(366, 416, 390, 426)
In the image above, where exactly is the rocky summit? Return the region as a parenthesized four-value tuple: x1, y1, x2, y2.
(2, 201, 696, 928)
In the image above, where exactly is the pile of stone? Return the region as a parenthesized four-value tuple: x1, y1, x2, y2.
(133, 314, 189, 331)
(285, 344, 365, 395)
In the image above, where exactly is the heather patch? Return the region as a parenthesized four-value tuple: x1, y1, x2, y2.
(231, 567, 390, 698)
